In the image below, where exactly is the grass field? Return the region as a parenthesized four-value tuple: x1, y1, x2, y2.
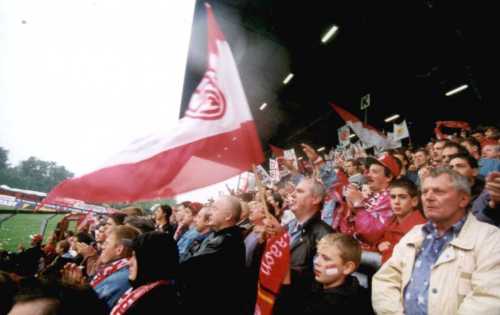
(0, 212, 66, 252)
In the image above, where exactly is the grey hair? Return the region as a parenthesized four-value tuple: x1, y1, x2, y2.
(304, 177, 327, 200)
(426, 167, 471, 195)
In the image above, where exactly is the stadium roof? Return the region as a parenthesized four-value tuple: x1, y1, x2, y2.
(0, 184, 47, 197)
(180, 0, 497, 157)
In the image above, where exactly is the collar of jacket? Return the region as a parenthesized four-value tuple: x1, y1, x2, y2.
(299, 211, 323, 232)
(404, 213, 475, 251)
(213, 225, 241, 236)
(321, 274, 360, 296)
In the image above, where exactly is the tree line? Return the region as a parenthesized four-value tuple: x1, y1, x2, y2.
(0, 147, 74, 193)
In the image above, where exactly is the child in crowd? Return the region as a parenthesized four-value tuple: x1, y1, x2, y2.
(377, 178, 426, 263)
(274, 233, 373, 315)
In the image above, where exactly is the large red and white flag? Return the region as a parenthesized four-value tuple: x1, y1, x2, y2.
(330, 103, 388, 149)
(45, 4, 264, 203)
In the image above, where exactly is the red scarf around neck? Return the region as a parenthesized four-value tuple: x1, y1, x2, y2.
(90, 258, 128, 288)
(110, 280, 171, 315)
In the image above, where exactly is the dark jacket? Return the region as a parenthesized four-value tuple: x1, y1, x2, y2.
(123, 232, 179, 315)
(287, 213, 333, 291)
(472, 190, 500, 227)
(180, 225, 246, 315)
(40, 255, 74, 280)
(273, 275, 374, 315)
(471, 177, 485, 202)
(13, 244, 43, 276)
(157, 223, 175, 236)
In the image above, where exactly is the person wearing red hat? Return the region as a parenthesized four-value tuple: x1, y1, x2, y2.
(343, 153, 400, 253)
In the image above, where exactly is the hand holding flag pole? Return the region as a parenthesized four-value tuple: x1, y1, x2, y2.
(253, 164, 283, 239)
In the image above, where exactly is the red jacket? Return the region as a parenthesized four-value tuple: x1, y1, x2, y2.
(378, 210, 426, 263)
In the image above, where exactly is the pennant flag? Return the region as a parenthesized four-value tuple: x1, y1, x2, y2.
(338, 125, 351, 147)
(45, 4, 264, 203)
(269, 144, 285, 157)
(283, 148, 299, 170)
(276, 157, 291, 178)
(269, 158, 280, 183)
(237, 172, 257, 193)
(256, 165, 273, 187)
(255, 231, 290, 315)
(330, 104, 388, 149)
(393, 120, 409, 141)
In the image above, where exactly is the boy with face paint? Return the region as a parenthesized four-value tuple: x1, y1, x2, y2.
(274, 233, 373, 315)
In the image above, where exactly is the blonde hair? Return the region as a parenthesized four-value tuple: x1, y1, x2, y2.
(317, 233, 361, 268)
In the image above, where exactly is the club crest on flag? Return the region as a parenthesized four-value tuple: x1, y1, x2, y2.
(184, 67, 227, 120)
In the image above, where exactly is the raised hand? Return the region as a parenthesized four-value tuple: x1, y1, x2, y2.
(301, 143, 319, 162)
(61, 263, 86, 287)
(486, 171, 500, 208)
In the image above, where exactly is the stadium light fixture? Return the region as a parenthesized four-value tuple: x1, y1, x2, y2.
(445, 84, 468, 96)
(321, 25, 339, 44)
(283, 73, 294, 85)
(384, 114, 400, 123)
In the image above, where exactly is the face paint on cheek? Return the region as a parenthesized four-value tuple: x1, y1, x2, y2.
(325, 267, 339, 276)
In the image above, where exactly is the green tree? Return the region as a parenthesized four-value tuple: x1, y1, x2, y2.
(0, 147, 74, 192)
(0, 147, 8, 170)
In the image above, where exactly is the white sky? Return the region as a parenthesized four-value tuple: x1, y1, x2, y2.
(0, 0, 244, 202)
(0, 0, 195, 175)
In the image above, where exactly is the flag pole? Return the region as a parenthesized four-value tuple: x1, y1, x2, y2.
(236, 174, 242, 193)
(252, 164, 270, 216)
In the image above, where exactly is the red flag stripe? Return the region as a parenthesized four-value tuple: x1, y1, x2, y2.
(48, 121, 261, 203)
(331, 103, 384, 136)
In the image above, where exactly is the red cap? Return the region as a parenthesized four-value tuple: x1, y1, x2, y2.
(367, 153, 400, 178)
(30, 234, 43, 244)
(481, 138, 498, 147)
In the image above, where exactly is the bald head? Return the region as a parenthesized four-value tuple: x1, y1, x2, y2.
(219, 196, 242, 222)
(208, 196, 242, 231)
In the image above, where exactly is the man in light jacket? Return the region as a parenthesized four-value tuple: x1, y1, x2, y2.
(372, 167, 500, 315)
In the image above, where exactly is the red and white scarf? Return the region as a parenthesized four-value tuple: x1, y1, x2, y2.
(90, 258, 129, 288)
(110, 280, 171, 315)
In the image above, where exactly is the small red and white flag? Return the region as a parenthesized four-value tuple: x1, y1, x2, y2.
(45, 4, 264, 203)
(269, 144, 285, 157)
(338, 124, 351, 147)
(331, 103, 388, 149)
